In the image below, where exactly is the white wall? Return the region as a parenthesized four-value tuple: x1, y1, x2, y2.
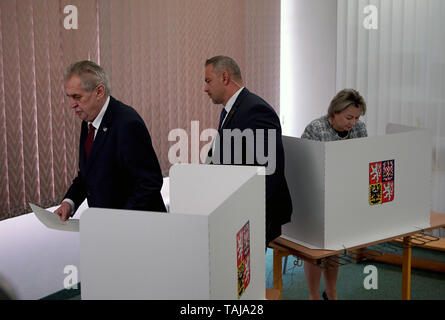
(280, 0, 338, 137)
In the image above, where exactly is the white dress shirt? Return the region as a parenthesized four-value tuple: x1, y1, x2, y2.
(219, 87, 244, 128)
(210, 87, 244, 157)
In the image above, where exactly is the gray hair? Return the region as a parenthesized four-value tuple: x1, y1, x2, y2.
(328, 89, 366, 118)
(64, 60, 111, 96)
(205, 56, 243, 82)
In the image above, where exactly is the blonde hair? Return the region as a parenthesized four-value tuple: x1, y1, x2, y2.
(328, 89, 366, 118)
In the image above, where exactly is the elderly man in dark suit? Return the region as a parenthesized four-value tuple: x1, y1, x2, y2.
(204, 56, 292, 246)
(55, 60, 166, 221)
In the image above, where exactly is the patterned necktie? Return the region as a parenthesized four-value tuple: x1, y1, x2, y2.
(218, 108, 228, 130)
(85, 124, 95, 159)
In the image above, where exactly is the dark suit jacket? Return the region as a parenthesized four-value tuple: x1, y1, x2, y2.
(65, 96, 166, 214)
(208, 88, 293, 245)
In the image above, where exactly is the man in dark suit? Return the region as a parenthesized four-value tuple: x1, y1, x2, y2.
(204, 56, 292, 246)
(55, 60, 166, 221)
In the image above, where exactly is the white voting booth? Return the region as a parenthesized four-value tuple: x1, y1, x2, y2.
(282, 124, 432, 250)
(80, 164, 266, 300)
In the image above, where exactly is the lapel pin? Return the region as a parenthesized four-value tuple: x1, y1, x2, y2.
(103, 127, 108, 132)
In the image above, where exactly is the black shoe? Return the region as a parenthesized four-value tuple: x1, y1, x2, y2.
(322, 291, 329, 300)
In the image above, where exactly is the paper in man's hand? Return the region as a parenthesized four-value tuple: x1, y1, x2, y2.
(30, 203, 79, 232)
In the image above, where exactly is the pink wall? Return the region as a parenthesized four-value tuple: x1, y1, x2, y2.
(0, 0, 280, 219)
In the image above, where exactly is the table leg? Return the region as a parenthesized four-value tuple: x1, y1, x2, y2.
(273, 248, 283, 299)
(402, 236, 412, 300)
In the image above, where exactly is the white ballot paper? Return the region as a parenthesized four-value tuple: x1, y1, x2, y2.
(30, 203, 79, 232)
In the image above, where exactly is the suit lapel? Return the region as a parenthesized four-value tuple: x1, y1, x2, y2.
(84, 97, 114, 173)
(220, 88, 248, 131)
(207, 88, 249, 163)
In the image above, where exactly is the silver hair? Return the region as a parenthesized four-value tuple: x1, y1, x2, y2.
(64, 60, 111, 96)
(205, 56, 243, 82)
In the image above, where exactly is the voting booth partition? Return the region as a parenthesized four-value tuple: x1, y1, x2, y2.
(80, 164, 266, 300)
(282, 124, 432, 250)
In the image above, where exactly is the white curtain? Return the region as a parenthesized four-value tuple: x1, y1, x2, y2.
(336, 0, 445, 236)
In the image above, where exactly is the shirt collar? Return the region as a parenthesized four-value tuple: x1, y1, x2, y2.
(89, 96, 110, 130)
(224, 87, 244, 115)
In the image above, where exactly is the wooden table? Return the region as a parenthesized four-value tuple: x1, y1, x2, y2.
(269, 211, 445, 300)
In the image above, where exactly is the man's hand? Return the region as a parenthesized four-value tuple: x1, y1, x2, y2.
(54, 202, 72, 222)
